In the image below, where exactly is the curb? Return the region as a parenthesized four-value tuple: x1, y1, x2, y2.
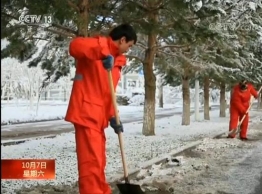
(1, 117, 64, 126)
(110, 131, 226, 183)
(1, 134, 61, 146)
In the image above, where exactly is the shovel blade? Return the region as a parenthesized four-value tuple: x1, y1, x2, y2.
(117, 183, 144, 194)
(229, 127, 240, 136)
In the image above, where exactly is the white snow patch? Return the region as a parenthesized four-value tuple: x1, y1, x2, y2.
(1, 102, 145, 124)
(249, 2, 257, 11)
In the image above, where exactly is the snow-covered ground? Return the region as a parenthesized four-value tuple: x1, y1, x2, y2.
(1, 99, 220, 125)
(1, 108, 245, 193)
(1, 102, 143, 124)
(131, 118, 262, 194)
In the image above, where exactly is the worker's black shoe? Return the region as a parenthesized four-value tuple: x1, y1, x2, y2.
(227, 135, 234, 138)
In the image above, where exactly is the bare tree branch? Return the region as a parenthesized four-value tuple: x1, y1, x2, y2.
(1, 12, 19, 20)
(23, 36, 50, 41)
(23, 23, 76, 37)
(156, 50, 178, 58)
(51, 23, 77, 35)
(135, 42, 147, 50)
(125, 0, 149, 11)
(155, 42, 195, 50)
(67, 0, 80, 12)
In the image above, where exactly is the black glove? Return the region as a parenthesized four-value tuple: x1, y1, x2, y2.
(102, 55, 114, 70)
(109, 117, 123, 134)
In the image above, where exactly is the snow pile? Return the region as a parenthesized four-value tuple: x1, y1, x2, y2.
(128, 94, 144, 106)
(120, 87, 144, 99)
(129, 155, 213, 192)
(162, 86, 183, 104)
(1, 105, 68, 125)
(1, 109, 231, 193)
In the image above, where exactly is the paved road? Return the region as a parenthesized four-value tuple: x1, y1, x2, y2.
(225, 122, 262, 194)
(1, 106, 220, 141)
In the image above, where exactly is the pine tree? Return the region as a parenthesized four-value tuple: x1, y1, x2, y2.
(114, 0, 205, 134)
(1, 0, 115, 87)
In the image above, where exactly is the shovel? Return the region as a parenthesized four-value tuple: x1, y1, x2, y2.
(228, 86, 262, 136)
(107, 70, 144, 194)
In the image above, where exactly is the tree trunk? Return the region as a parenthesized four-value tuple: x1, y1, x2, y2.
(182, 76, 190, 125)
(258, 92, 262, 109)
(7, 85, 10, 104)
(2, 85, 6, 100)
(142, 11, 158, 136)
(47, 90, 50, 100)
(44, 91, 47, 100)
(142, 38, 157, 136)
(36, 90, 42, 116)
(157, 76, 163, 108)
(159, 84, 163, 108)
(75, 0, 89, 69)
(194, 79, 200, 121)
(204, 76, 210, 120)
(77, 0, 89, 37)
(219, 82, 226, 117)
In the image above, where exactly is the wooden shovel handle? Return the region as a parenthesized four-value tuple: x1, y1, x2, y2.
(107, 70, 129, 181)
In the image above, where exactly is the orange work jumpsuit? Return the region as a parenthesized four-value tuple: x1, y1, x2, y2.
(65, 36, 126, 194)
(229, 83, 258, 138)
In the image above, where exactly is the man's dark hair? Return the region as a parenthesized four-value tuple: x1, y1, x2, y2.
(239, 80, 248, 90)
(109, 24, 137, 44)
(240, 80, 247, 85)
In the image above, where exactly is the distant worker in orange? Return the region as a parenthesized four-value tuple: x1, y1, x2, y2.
(228, 80, 258, 140)
(65, 24, 137, 194)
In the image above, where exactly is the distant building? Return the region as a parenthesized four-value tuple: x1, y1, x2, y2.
(40, 72, 145, 101)
(118, 71, 144, 94)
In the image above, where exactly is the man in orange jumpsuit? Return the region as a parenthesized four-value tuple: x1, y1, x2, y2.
(228, 80, 258, 140)
(65, 24, 137, 194)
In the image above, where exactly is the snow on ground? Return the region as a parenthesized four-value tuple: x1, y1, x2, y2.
(1, 101, 145, 125)
(1, 108, 243, 193)
(131, 119, 262, 193)
(1, 99, 220, 125)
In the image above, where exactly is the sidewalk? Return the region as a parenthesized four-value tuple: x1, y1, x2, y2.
(1, 109, 261, 193)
